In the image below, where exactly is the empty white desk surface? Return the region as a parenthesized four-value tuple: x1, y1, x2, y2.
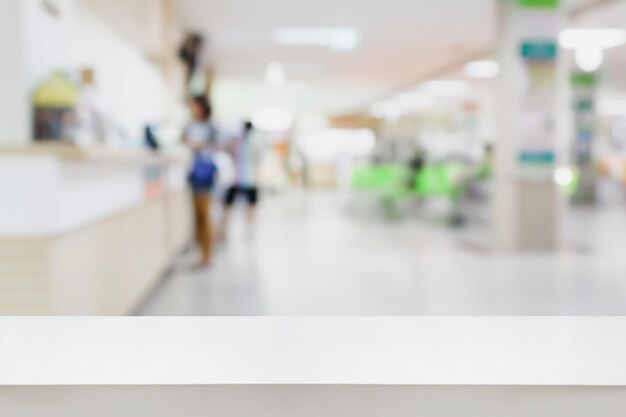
(1, 317, 626, 386)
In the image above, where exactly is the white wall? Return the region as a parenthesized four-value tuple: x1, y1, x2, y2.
(72, 2, 166, 143)
(0, 0, 167, 145)
(0, 0, 73, 144)
(0, 0, 28, 143)
(21, 0, 75, 95)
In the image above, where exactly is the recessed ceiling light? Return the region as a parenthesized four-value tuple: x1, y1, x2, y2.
(559, 28, 626, 50)
(370, 101, 400, 120)
(265, 62, 286, 86)
(559, 29, 626, 73)
(554, 167, 574, 187)
(394, 92, 432, 109)
(273, 27, 361, 51)
(421, 81, 471, 96)
(575, 47, 604, 72)
(465, 60, 500, 78)
(252, 107, 294, 131)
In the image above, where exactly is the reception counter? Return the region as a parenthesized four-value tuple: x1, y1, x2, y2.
(0, 143, 193, 315)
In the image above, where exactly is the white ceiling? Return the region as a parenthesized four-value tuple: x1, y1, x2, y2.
(176, 0, 499, 115)
(78, 0, 163, 57)
(178, 0, 495, 84)
(175, 0, 610, 115)
(572, 0, 626, 93)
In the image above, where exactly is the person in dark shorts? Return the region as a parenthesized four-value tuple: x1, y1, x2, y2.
(224, 184, 258, 208)
(220, 121, 260, 238)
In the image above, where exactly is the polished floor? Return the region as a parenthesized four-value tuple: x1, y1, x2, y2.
(138, 190, 626, 316)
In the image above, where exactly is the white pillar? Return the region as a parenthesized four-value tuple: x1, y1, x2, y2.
(0, 0, 29, 143)
(493, 0, 563, 251)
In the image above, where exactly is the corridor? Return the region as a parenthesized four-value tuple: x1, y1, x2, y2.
(139, 190, 626, 316)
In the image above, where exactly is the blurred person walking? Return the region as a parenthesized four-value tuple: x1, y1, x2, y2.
(184, 95, 219, 267)
(407, 146, 427, 189)
(220, 121, 260, 238)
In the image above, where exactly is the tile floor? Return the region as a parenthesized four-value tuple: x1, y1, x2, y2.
(138, 190, 626, 316)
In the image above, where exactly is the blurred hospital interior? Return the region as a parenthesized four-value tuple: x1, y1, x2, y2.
(2, 0, 626, 315)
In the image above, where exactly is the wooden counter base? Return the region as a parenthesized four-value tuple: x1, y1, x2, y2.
(0, 189, 192, 315)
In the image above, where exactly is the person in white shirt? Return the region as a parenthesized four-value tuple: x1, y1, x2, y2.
(220, 121, 260, 238)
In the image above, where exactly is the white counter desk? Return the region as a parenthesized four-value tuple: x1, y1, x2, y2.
(1, 317, 626, 416)
(0, 143, 193, 315)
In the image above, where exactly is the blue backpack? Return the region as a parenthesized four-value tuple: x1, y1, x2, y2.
(189, 153, 218, 189)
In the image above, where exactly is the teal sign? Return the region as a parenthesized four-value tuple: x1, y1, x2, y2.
(520, 42, 558, 61)
(519, 151, 555, 165)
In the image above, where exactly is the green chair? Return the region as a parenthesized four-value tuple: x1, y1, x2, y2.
(414, 163, 463, 199)
(351, 164, 406, 191)
(413, 163, 466, 226)
(351, 164, 408, 219)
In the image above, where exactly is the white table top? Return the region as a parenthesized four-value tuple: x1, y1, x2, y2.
(1, 317, 625, 386)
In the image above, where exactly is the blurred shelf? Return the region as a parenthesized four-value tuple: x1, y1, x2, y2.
(0, 142, 188, 164)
